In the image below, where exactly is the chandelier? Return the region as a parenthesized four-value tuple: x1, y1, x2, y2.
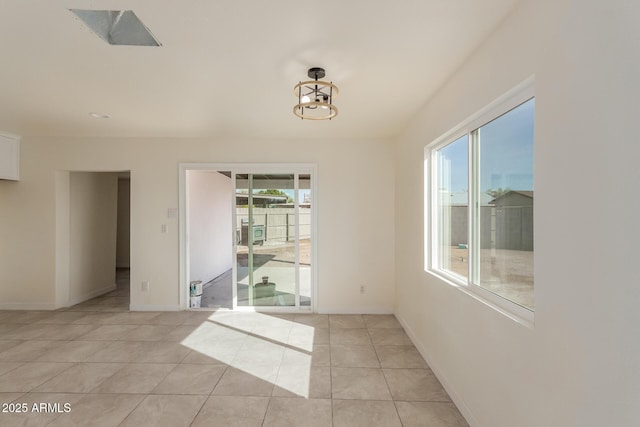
(293, 67, 338, 120)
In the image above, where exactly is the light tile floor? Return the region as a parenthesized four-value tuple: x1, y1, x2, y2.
(0, 272, 468, 426)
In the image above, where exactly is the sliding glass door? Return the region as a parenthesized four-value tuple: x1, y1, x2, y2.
(234, 171, 312, 310)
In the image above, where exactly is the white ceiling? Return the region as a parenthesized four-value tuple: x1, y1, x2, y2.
(0, 0, 520, 139)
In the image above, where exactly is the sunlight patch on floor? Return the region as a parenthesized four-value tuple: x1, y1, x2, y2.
(180, 311, 314, 398)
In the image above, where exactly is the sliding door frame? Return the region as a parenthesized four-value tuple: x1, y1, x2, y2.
(179, 163, 317, 312)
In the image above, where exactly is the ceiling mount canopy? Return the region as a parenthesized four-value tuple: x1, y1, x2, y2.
(293, 67, 338, 120)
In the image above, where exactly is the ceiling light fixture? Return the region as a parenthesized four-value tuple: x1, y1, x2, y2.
(89, 112, 110, 119)
(293, 67, 338, 120)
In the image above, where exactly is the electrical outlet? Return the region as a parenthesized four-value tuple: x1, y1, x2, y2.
(161, 224, 168, 234)
(142, 281, 150, 292)
(360, 285, 365, 294)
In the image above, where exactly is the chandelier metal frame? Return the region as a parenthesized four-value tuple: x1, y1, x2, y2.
(293, 67, 339, 120)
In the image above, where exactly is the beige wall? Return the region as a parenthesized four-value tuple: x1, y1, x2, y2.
(69, 172, 118, 304)
(187, 170, 232, 284)
(394, 0, 640, 426)
(0, 137, 395, 313)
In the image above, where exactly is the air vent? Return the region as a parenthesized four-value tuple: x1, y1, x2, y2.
(70, 9, 161, 47)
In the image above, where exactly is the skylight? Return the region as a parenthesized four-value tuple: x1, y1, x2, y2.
(70, 9, 161, 47)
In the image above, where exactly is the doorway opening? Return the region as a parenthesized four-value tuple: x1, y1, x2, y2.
(180, 164, 316, 312)
(114, 172, 131, 307)
(56, 170, 131, 310)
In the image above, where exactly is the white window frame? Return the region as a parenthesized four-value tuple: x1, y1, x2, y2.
(424, 77, 535, 327)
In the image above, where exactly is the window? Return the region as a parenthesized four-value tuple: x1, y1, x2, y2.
(426, 81, 534, 321)
(435, 135, 469, 280)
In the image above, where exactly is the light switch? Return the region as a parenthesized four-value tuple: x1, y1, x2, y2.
(161, 224, 168, 234)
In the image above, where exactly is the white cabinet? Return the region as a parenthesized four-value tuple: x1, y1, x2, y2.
(0, 133, 20, 181)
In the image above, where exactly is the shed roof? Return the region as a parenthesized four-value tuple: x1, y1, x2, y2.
(489, 190, 534, 204)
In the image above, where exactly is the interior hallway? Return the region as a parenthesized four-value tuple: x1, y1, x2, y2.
(0, 275, 467, 426)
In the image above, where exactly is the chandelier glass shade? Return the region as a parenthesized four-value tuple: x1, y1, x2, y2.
(293, 67, 338, 120)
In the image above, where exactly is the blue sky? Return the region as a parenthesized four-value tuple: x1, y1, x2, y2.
(438, 98, 534, 193)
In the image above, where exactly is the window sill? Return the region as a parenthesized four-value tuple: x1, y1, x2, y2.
(426, 268, 534, 329)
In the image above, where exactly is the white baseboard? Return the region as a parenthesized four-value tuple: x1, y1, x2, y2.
(395, 312, 479, 427)
(129, 304, 182, 311)
(0, 302, 58, 310)
(317, 307, 394, 315)
(68, 284, 117, 307)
